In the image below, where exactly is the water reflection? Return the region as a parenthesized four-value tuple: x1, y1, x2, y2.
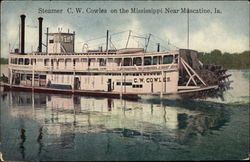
(19, 128, 26, 159)
(2, 91, 231, 155)
(37, 127, 43, 155)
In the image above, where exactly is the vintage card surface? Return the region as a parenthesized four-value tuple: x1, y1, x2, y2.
(0, 0, 249, 161)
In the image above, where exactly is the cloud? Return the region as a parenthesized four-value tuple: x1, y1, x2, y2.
(73, 16, 147, 51)
(111, 16, 146, 49)
(189, 20, 249, 53)
(1, 17, 19, 57)
(1, 1, 248, 58)
(1, 15, 40, 56)
(160, 19, 249, 53)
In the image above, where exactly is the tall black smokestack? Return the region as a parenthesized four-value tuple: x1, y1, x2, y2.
(38, 17, 43, 52)
(20, 14, 26, 54)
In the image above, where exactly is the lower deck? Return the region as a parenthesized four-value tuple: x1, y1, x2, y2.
(9, 70, 179, 94)
(1, 82, 219, 100)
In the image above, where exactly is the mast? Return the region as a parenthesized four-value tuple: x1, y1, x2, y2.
(19, 23, 20, 51)
(145, 33, 151, 52)
(46, 27, 49, 53)
(187, 8, 189, 49)
(125, 30, 131, 48)
(73, 31, 75, 52)
(106, 30, 109, 54)
(109, 35, 112, 49)
(157, 43, 160, 52)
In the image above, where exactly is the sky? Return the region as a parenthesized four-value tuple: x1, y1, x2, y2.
(1, 0, 249, 58)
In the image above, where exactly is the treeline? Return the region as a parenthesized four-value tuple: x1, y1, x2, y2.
(197, 50, 250, 69)
(0, 58, 8, 64)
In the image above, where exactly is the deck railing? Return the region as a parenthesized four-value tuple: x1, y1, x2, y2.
(9, 63, 178, 72)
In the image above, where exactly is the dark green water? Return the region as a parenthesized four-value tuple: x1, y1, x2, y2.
(0, 70, 249, 160)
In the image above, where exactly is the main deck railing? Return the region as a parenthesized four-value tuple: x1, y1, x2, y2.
(9, 63, 178, 73)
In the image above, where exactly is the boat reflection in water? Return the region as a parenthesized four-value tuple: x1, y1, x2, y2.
(5, 91, 230, 160)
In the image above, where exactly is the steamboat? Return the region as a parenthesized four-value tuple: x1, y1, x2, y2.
(0, 15, 230, 99)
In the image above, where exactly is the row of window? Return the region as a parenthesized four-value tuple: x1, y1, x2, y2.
(18, 73, 143, 88)
(19, 74, 46, 80)
(49, 35, 73, 44)
(123, 55, 176, 66)
(116, 82, 133, 86)
(11, 58, 36, 65)
(116, 82, 143, 88)
(10, 54, 178, 67)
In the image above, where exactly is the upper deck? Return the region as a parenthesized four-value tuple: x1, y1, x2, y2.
(8, 49, 179, 73)
(9, 15, 181, 73)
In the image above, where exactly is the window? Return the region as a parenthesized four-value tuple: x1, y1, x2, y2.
(18, 58, 23, 65)
(44, 59, 49, 66)
(107, 58, 113, 63)
(26, 74, 32, 80)
(11, 58, 15, 64)
(114, 58, 122, 66)
(98, 58, 106, 66)
(49, 39, 54, 43)
(132, 84, 143, 88)
(81, 58, 87, 62)
(63, 36, 72, 43)
(88, 58, 95, 66)
(51, 60, 54, 66)
(14, 58, 18, 64)
(21, 74, 25, 80)
(144, 57, 152, 65)
(24, 59, 29, 65)
(123, 58, 132, 66)
(40, 75, 46, 79)
(163, 55, 173, 64)
(34, 74, 39, 79)
(65, 59, 72, 67)
(153, 56, 162, 65)
(133, 57, 142, 66)
(123, 82, 132, 86)
(116, 82, 132, 86)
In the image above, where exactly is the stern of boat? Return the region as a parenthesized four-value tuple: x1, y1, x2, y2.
(177, 49, 231, 96)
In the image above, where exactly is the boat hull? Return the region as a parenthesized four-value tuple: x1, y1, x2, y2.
(1, 82, 219, 99)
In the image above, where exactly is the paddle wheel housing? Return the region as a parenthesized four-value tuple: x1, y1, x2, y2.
(178, 49, 231, 89)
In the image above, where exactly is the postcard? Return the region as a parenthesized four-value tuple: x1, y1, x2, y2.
(0, 0, 249, 161)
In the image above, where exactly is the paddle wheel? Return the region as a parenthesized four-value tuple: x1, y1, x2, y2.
(178, 49, 231, 96)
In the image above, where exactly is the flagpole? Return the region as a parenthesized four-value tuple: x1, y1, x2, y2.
(187, 8, 189, 49)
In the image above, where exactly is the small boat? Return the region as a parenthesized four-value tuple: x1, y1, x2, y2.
(1, 14, 230, 99)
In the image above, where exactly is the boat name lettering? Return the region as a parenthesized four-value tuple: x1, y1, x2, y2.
(134, 77, 170, 83)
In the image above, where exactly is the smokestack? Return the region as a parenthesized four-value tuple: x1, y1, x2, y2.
(38, 17, 43, 52)
(20, 14, 26, 54)
(157, 43, 160, 52)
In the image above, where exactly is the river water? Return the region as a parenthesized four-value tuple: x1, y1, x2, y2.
(0, 64, 249, 160)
